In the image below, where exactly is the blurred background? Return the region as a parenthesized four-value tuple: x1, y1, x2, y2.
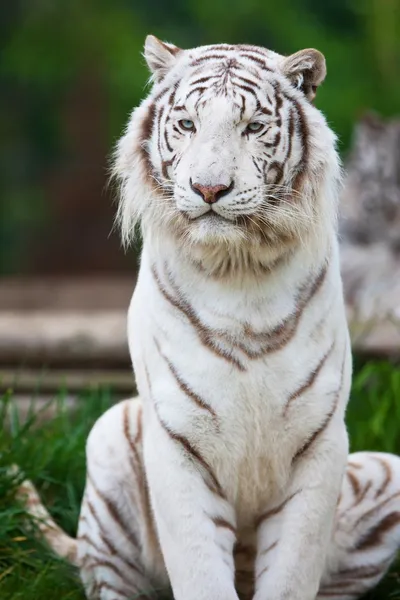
(0, 0, 400, 400)
(1, 0, 400, 277)
(1, 5, 400, 597)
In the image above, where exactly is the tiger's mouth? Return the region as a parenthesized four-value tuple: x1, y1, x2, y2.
(187, 206, 238, 223)
(195, 211, 232, 222)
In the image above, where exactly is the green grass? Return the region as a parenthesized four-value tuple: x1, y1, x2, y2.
(0, 359, 400, 599)
(0, 388, 114, 599)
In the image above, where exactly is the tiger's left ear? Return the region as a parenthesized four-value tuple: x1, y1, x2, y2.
(144, 35, 182, 82)
(280, 49, 326, 102)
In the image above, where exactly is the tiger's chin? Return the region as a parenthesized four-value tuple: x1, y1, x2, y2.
(181, 211, 248, 246)
(153, 207, 301, 277)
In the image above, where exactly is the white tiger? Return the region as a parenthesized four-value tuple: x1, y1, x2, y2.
(17, 36, 400, 600)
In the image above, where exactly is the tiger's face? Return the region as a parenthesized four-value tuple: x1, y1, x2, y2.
(115, 37, 340, 260)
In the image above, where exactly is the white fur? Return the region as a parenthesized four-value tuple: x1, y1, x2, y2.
(18, 400, 400, 600)
(16, 38, 400, 600)
(114, 41, 340, 266)
(114, 38, 385, 600)
(120, 38, 350, 600)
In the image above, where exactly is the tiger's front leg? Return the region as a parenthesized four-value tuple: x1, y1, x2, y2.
(254, 420, 349, 600)
(77, 399, 168, 600)
(144, 409, 239, 600)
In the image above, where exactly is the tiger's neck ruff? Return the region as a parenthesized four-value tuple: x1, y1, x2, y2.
(114, 36, 351, 600)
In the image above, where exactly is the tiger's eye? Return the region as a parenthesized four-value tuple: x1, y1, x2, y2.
(246, 122, 264, 133)
(179, 119, 195, 131)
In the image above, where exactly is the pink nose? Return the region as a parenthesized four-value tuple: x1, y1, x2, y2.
(190, 179, 234, 204)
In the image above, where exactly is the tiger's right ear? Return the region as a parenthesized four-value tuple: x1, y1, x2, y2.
(280, 49, 326, 102)
(144, 35, 182, 82)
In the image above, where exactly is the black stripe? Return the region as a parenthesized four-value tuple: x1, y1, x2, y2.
(86, 500, 143, 575)
(256, 491, 299, 528)
(186, 86, 206, 101)
(240, 53, 272, 71)
(157, 105, 165, 156)
(139, 102, 156, 183)
(284, 342, 334, 414)
(232, 74, 261, 89)
(154, 337, 219, 425)
(292, 343, 346, 461)
(144, 367, 226, 499)
(88, 474, 140, 548)
(152, 265, 246, 370)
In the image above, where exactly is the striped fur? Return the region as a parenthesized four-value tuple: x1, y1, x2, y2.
(16, 36, 400, 600)
(17, 402, 400, 600)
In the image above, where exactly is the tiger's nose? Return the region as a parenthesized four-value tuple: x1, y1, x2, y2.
(190, 179, 234, 204)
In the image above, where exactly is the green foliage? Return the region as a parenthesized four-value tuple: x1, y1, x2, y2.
(1, 0, 400, 272)
(0, 389, 114, 600)
(0, 359, 400, 598)
(346, 358, 400, 600)
(3, 0, 400, 152)
(348, 358, 400, 455)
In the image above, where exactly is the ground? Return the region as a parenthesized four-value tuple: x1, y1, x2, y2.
(0, 359, 400, 600)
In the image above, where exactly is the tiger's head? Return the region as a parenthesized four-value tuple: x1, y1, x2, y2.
(115, 36, 341, 269)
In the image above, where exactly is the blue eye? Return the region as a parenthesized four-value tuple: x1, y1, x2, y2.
(179, 119, 195, 131)
(246, 122, 264, 133)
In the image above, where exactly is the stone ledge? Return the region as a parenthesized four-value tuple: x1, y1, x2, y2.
(0, 277, 134, 311)
(347, 312, 400, 357)
(0, 311, 130, 366)
(1, 308, 400, 375)
(0, 367, 134, 393)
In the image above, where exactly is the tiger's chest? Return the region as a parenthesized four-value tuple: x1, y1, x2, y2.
(129, 252, 346, 515)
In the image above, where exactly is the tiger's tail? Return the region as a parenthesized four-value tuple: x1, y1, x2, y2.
(15, 474, 79, 566)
